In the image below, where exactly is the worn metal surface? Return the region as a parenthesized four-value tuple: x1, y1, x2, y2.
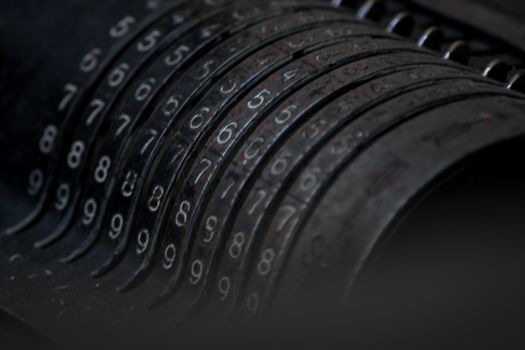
(0, 0, 524, 347)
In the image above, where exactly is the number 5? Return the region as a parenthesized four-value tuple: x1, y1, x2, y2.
(248, 89, 271, 110)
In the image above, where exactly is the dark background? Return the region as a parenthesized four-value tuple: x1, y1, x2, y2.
(474, 0, 525, 21)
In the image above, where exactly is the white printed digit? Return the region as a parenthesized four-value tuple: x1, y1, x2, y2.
(54, 183, 70, 211)
(27, 169, 44, 196)
(190, 260, 204, 285)
(194, 158, 212, 185)
(216, 122, 238, 145)
(58, 84, 78, 112)
(121, 171, 138, 197)
(86, 99, 106, 126)
(109, 16, 136, 38)
(39, 125, 58, 154)
(82, 199, 98, 226)
(94, 156, 111, 183)
(257, 249, 276, 276)
(165, 45, 190, 66)
(109, 213, 124, 240)
(80, 48, 102, 73)
(218, 276, 231, 301)
(147, 185, 164, 212)
(137, 30, 161, 52)
(247, 89, 271, 110)
(116, 114, 131, 137)
(108, 63, 130, 87)
(175, 200, 191, 227)
(136, 229, 150, 255)
(228, 232, 246, 259)
(67, 141, 85, 169)
(163, 243, 177, 270)
(203, 215, 217, 244)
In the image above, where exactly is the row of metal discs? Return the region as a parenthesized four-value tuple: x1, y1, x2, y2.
(333, 0, 525, 91)
(9, 0, 524, 320)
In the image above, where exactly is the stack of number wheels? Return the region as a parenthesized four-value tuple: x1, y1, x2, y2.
(0, 0, 524, 345)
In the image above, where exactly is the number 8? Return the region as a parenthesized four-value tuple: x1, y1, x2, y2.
(148, 185, 164, 212)
(67, 141, 85, 169)
(39, 125, 58, 154)
(94, 156, 111, 183)
(175, 200, 191, 227)
(257, 249, 275, 276)
(229, 232, 246, 259)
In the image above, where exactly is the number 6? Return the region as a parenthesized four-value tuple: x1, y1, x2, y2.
(216, 122, 238, 145)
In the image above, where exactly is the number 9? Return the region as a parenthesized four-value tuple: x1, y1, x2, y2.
(189, 260, 204, 285)
(163, 243, 177, 270)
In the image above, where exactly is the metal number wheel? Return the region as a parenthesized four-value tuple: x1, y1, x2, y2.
(1, 0, 524, 347)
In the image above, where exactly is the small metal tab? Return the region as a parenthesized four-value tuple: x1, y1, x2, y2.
(418, 26, 444, 51)
(483, 59, 511, 82)
(356, 0, 385, 21)
(444, 40, 471, 65)
(387, 12, 415, 37)
(507, 73, 525, 93)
